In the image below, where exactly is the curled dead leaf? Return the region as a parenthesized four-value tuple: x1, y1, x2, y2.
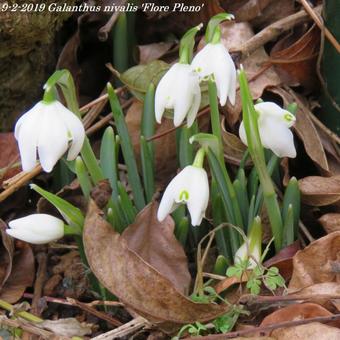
(298, 176, 340, 206)
(83, 200, 228, 331)
(289, 232, 340, 291)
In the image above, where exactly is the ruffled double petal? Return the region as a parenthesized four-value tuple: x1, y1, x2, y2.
(14, 101, 85, 172)
(191, 43, 236, 106)
(7, 214, 64, 244)
(155, 63, 201, 127)
(239, 102, 296, 158)
(157, 166, 209, 226)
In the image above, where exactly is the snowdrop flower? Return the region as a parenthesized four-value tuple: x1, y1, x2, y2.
(155, 63, 201, 127)
(157, 165, 209, 226)
(234, 217, 262, 269)
(15, 100, 85, 173)
(239, 102, 296, 158)
(6, 214, 64, 245)
(191, 43, 236, 106)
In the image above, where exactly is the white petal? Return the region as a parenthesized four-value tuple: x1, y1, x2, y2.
(191, 44, 216, 78)
(255, 102, 296, 127)
(54, 102, 85, 160)
(186, 83, 201, 127)
(155, 63, 179, 123)
(15, 104, 42, 171)
(37, 105, 69, 172)
(259, 117, 296, 158)
(226, 56, 237, 106)
(8, 214, 64, 244)
(186, 166, 209, 226)
(173, 66, 196, 127)
(234, 242, 247, 264)
(239, 121, 248, 146)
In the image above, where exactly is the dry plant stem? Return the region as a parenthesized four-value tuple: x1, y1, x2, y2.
(238, 5, 322, 57)
(0, 316, 54, 339)
(23, 293, 124, 308)
(68, 299, 122, 327)
(0, 165, 42, 202)
(299, 220, 315, 243)
(183, 313, 340, 340)
(91, 317, 150, 340)
(32, 252, 47, 316)
(300, 0, 340, 53)
(240, 293, 340, 305)
(86, 98, 134, 136)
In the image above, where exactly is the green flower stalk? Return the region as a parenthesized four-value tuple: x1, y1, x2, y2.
(238, 69, 283, 251)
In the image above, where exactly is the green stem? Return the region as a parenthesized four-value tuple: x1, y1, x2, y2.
(192, 148, 205, 168)
(81, 138, 104, 185)
(0, 299, 43, 323)
(239, 70, 283, 251)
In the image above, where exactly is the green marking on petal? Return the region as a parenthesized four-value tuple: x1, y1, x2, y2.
(179, 190, 189, 202)
(284, 112, 295, 123)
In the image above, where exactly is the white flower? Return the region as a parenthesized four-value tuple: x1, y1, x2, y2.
(157, 165, 209, 226)
(6, 214, 64, 244)
(239, 102, 296, 158)
(155, 63, 201, 128)
(15, 100, 85, 172)
(234, 242, 261, 269)
(191, 43, 236, 106)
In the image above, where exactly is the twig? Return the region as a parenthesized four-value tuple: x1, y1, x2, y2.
(299, 220, 315, 243)
(300, 0, 340, 53)
(0, 165, 42, 202)
(182, 313, 340, 339)
(98, 10, 122, 42)
(239, 293, 340, 305)
(86, 98, 134, 136)
(238, 5, 322, 57)
(91, 317, 150, 340)
(147, 107, 210, 142)
(67, 298, 122, 327)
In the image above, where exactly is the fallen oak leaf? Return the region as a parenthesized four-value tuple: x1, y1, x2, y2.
(38, 318, 92, 337)
(83, 200, 228, 331)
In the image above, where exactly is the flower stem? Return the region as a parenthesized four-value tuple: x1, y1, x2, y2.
(0, 299, 43, 323)
(192, 148, 205, 168)
(238, 69, 283, 251)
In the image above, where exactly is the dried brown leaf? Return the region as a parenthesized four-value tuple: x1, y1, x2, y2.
(270, 88, 329, 173)
(0, 242, 34, 303)
(289, 232, 340, 291)
(261, 303, 333, 330)
(319, 213, 340, 234)
(83, 200, 228, 331)
(270, 25, 320, 91)
(271, 322, 340, 340)
(291, 282, 340, 310)
(221, 118, 247, 164)
(139, 42, 174, 64)
(122, 202, 191, 294)
(298, 176, 340, 206)
(0, 220, 14, 288)
(0, 133, 20, 185)
(39, 318, 92, 337)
